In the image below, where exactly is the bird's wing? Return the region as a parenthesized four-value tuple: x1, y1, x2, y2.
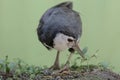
(37, 2, 82, 49)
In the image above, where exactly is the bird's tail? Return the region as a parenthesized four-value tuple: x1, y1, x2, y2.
(53, 1, 73, 9)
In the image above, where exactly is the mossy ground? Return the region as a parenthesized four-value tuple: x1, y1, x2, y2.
(0, 56, 120, 80)
(0, 64, 120, 80)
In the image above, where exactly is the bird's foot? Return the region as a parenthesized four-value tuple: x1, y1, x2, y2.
(51, 66, 70, 75)
(59, 64, 70, 73)
(49, 64, 60, 70)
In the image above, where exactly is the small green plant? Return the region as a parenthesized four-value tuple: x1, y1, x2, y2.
(71, 47, 103, 72)
(0, 54, 118, 80)
(0, 56, 43, 80)
(0, 56, 10, 73)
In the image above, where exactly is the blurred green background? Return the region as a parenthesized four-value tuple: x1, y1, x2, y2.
(0, 0, 120, 73)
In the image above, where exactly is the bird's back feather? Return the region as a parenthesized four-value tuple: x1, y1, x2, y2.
(37, 2, 82, 50)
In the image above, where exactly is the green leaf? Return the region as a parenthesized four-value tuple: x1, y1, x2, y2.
(8, 62, 17, 71)
(82, 46, 88, 54)
(99, 62, 109, 68)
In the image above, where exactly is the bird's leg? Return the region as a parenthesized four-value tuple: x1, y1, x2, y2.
(49, 51, 60, 70)
(59, 53, 73, 72)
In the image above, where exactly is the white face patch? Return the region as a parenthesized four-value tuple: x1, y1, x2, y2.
(53, 33, 75, 51)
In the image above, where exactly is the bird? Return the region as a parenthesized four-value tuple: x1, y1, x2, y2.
(37, 1, 85, 71)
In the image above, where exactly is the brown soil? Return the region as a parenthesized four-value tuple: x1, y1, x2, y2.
(0, 65, 120, 80)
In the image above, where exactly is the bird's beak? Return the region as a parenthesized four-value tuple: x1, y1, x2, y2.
(73, 42, 85, 59)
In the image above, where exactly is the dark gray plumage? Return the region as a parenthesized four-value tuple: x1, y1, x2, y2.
(37, 1, 82, 50)
(37, 1, 84, 70)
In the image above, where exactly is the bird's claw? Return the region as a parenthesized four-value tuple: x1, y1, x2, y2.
(49, 65, 60, 70)
(59, 64, 70, 73)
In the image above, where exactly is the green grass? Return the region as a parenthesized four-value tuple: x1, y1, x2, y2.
(0, 53, 109, 80)
(0, 56, 44, 80)
(0, 48, 109, 80)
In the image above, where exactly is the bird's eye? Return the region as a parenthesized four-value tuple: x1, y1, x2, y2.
(67, 38, 73, 42)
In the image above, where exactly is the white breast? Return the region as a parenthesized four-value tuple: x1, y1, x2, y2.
(53, 33, 74, 51)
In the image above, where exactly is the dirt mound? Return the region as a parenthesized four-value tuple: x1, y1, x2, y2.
(0, 65, 120, 80)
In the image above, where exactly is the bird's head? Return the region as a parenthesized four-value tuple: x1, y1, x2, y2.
(53, 33, 85, 58)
